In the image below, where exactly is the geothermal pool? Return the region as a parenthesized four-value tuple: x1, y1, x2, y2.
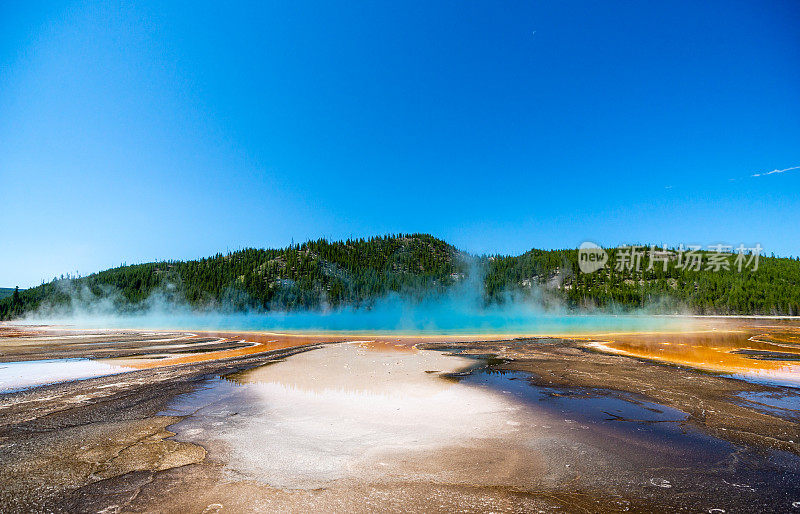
(18, 310, 698, 334)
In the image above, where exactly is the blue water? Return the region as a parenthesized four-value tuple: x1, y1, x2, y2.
(22, 307, 696, 335)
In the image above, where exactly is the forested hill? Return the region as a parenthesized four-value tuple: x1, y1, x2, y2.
(1, 234, 469, 318)
(2, 234, 800, 319)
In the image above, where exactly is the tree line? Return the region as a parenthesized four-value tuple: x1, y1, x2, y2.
(2, 235, 799, 319)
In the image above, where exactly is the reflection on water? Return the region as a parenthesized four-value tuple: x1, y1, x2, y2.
(165, 343, 522, 489)
(590, 325, 800, 387)
(461, 368, 737, 466)
(226, 342, 480, 394)
(457, 361, 800, 508)
(0, 358, 133, 393)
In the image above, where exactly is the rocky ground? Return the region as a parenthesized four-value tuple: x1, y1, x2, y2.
(0, 327, 799, 513)
(0, 335, 325, 513)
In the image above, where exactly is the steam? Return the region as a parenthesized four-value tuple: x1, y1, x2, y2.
(17, 259, 695, 335)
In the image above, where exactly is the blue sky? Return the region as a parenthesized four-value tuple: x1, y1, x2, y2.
(1, 1, 798, 287)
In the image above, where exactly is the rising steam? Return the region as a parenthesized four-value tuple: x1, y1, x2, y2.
(17, 259, 695, 335)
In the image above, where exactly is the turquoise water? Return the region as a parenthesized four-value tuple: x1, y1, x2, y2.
(22, 305, 696, 334)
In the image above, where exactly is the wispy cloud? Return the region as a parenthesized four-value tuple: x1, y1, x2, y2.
(751, 164, 800, 178)
(674, 163, 800, 188)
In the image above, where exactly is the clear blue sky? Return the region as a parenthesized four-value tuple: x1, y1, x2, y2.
(1, 1, 798, 288)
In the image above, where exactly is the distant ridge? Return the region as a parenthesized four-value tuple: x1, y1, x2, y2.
(2, 234, 799, 319)
(0, 288, 21, 301)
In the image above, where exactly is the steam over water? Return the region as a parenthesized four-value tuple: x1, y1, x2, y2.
(21, 307, 696, 335)
(18, 272, 702, 334)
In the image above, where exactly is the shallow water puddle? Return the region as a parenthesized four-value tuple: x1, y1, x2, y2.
(460, 368, 737, 466)
(165, 343, 529, 488)
(0, 358, 134, 393)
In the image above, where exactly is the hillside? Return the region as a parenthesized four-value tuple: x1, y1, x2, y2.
(1, 234, 468, 319)
(2, 234, 800, 319)
(484, 246, 800, 314)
